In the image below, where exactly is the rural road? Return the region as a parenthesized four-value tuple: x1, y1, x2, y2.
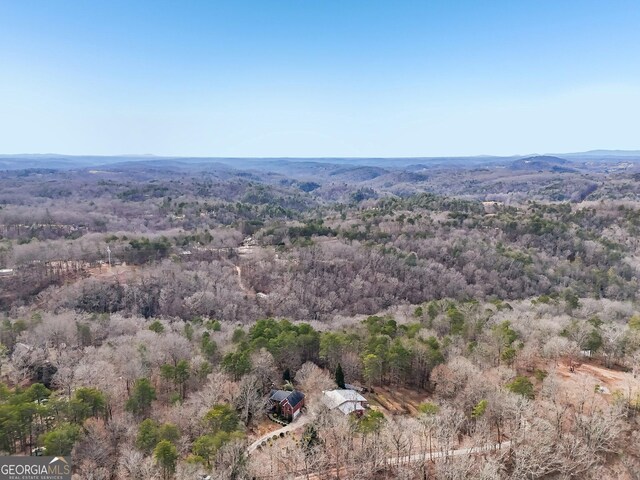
(221, 257, 255, 297)
(289, 440, 513, 480)
(392, 439, 512, 465)
(233, 264, 255, 297)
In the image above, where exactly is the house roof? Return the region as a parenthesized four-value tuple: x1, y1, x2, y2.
(337, 401, 366, 415)
(270, 390, 290, 402)
(322, 389, 367, 413)
(269, 389, 305, 408)
(286, 390, 305, 408)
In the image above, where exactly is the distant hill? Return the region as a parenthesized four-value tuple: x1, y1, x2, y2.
(510, 155, 577, 172)
(328, 166, 388, 181)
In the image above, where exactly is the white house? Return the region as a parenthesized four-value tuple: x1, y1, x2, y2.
(322, 389, 368, 415)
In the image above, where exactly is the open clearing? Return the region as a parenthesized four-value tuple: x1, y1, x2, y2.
(554, 358, 640, 407)
(367, 385, 430, 415)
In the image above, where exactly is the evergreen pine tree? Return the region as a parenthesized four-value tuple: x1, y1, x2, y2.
(335, 363, 345, 388)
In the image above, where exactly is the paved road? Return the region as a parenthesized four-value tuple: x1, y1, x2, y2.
(287, 440, 512, 479)
(248, 414, 311, 454)
(393, 440, 512, 465)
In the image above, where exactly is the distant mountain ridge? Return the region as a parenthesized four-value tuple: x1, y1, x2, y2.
(0, 150, 639, 171)
(562, 150, 640, 157)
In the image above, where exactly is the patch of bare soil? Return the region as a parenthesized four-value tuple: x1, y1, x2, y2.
(554, 359, 640, 407)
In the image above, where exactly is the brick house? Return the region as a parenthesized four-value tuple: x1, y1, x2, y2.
(269, 390, 305, 421)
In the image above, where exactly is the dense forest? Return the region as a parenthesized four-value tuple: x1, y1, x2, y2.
(1, 156, 640, 479)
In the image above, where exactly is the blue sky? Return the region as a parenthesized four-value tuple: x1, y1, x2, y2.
(1, 0, 639, 157)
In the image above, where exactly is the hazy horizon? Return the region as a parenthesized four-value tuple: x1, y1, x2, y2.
(3, 149, 640, 160)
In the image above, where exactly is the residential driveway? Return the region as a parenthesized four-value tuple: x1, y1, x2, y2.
(247, 414, 311, 454)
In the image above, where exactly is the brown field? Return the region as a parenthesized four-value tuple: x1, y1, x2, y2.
(367, 385, 431, 416)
